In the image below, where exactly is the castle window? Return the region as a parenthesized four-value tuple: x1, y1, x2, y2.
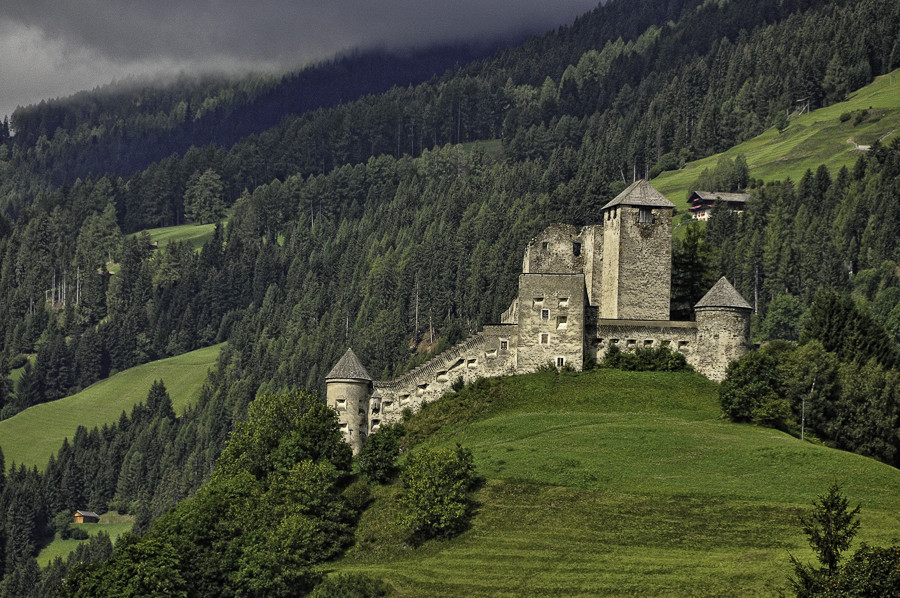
(610, 338, 619, 344)
(542, 242, 549, 250)
(533, 297, 544, 308)
(486, 349, 498, 358)
(383, 401, 393, 409)
(499, 339, 509, 351)
(661, 340, 671, 347)
(540, 333, 549, 345)
(627, 339, 636, 347)
(558, 297, 569, 308)
(639, 208, 653, 224)
(556, 357, 566, 367)
(644, 340, 654, 346)
(336, 399, 346, 409)
(340, 423, 348, 430)
(541, 309, 550, 320)
(371, 419, 381, 428)
(467, 358, 477, 368)
(573, 242, 581, 256)
(678, 340, 689, 350)
(557, 316, 568, 330)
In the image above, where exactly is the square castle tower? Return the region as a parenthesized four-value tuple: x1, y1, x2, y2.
(327, 180, 751, 453)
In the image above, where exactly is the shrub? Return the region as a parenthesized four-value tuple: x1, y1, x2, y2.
(719, 349, 789, 427)
(69, 527, 89, 540)
(400, 444, 478, 540)
(309, 573, 391, 598)
(342, 478, 372, 512)
(602, 344, 690, 372)
(839, 111, 852, 122)
(358, 422, 404, 484)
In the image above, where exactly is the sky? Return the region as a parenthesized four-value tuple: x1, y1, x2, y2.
(0, 1, 599, 120)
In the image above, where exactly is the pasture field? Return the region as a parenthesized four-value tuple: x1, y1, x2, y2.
(0, 343, 223, 470)
(330, 369, 900, 597)
(653, 68, 900, 212)
(36, 512, 135, 568)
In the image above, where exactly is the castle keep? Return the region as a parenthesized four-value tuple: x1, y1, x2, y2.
(326, 180, 752, 454)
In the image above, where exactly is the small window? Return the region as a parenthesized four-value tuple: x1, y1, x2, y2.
(486, 349, 498, 358)
(499, 339, 509, 351)
(573, 242, 581, 256)
(540, 333, 549, 345)
(541, 241, 548, 250)
(558, 297, 569, 308)
(639, 208, 653, 224)
(533, 297, 544, 308)
(557, 315, 568, 330)
(556, 357, 566, 367)
(541, 309, 550, 320)
(627, 339, 636, 347)
(467, 358, 477, 368)
(644, 339, 654, 346)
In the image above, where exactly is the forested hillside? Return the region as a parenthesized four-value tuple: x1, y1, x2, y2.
(0, 0, 898, 594)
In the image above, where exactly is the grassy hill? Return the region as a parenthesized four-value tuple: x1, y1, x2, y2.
(36, 512, 135, 568)
(132, 222, 219, 250)
(0, 343, 223, 470)
(653, 68, 900, 213)
(330, 369, 900, 597)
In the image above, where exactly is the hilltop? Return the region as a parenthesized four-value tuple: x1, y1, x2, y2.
(330, 368, 900, 596)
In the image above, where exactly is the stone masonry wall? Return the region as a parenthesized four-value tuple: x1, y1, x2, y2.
(368, 324, 519, 433)
(592, 319, 699, 363)
(691, 307, 752, 382)
(614, 206, 672, 320)
(516, 273, 585, 372)
(521, 224, 584, 274)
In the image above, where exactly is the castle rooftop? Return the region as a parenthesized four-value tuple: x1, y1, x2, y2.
(694, 277, 752, 310)
(325, 348, 373, 381)
(604, 179, 676, 210)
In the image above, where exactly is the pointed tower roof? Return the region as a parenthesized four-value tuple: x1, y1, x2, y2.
(695, 277, 752, 310)
(325, 348, 373, 381)
(604, 180, 675, 210)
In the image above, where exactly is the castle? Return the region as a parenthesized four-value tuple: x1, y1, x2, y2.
(326, 180, 752, 454)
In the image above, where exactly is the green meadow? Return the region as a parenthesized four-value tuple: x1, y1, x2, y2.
(0, 343, 223, 470)
(133, 221, 219, 250)
(330, 369, 900, 597)
(653, 68, 900, 212)
(36, 512, 135, 568)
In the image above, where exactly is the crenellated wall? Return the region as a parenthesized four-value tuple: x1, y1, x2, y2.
(367, 325, 519, 434)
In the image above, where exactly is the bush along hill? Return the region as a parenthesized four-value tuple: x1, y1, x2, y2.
(0, 0, 897, 592)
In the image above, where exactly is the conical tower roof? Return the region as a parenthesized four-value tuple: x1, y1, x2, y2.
(325, 348, 373, 381)
(604, 179, 675, 210)
(695, 277, 752, 310)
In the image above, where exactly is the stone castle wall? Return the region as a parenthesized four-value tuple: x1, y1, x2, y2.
(368, 324, 519, 434)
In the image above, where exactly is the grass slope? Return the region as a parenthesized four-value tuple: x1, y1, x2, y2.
(332, 369, 900, 597)
(653, 68, 900, 212)
(0, 343, 223, 471)
(36, 512, 135, 568)
(133, 222, 219, 250)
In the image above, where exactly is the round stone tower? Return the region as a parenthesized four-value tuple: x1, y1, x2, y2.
(325, 348, 373, 455)
(692, 277, 752, 382)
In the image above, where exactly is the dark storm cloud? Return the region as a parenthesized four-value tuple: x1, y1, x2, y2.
(0, 1, 598, 118)
(5, 1, 598, 66)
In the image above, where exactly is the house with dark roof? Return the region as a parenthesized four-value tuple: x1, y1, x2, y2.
(73, 510, 100, 524)
(688, 190, 750, 221)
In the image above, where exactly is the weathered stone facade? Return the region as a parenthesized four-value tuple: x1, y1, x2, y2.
(326, 180, 752, 452)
